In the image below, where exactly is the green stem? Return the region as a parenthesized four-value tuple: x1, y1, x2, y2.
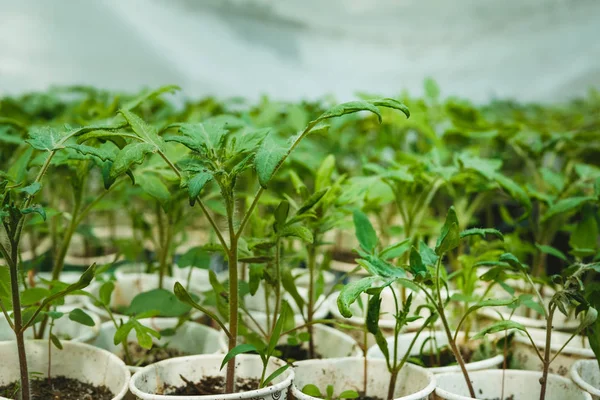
(435, 257, 475, 398)
(307, 243, 317, 359)
(7, 236, 31, 400)
(539, 305, 556, 400)
(270, 239, 282, 335)
(225, 204, 239, 394)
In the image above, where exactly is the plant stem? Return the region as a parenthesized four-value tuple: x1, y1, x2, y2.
(7, 237, 31, 400)
(225, 205, 239, 394)
(158, 209, 173, 290)
(539, 305, 555, 400)
(435, 258, 475, 398)
(307, 243, 316, 358)
(270, 239, 282, 335)
(386, 370, 398, 400)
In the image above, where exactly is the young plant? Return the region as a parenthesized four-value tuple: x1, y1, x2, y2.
(89, 92, 409, 393)
(337, 209, 438, 400)
(301, 384, 358, 400)
(475, 255, 598, 400)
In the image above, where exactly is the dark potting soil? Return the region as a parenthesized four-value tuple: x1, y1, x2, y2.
(164, 376, 262, 396)
(0, 375, 113, 400)
(356, 395, 384, 400)
(122, 341, 187, 367)
(275, 344, 322, 362)
(411, 345, 473, 368)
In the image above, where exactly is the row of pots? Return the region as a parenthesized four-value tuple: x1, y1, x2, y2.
(1, 340, 598, 400)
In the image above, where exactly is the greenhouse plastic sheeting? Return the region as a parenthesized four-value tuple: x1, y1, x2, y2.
(1, 0, 599, 102)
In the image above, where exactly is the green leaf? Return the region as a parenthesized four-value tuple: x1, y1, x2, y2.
(535, 244, 567, 262)
(118, 109, 164, 150)
(368, 98, 410, 119)
(125, 289, 191, 318)
(255, 132, 287, 189)
(337, 277, 376, 318)
(22, 264, 96, 329)
(134, 320, 161, 349)
(110, 142, 156, 178)
(460, 228, 504, 241)
(318, 101, 382, 122)
(409, 247, 427, 278)
(282, 267, 305, 310)
(366, 291, 381, 335)
(463, 298, 517, 321)
(339, 390, 359, 399)
(302, 384, 322, 397)
(114, 320, 134, 345)
(65, 143, 115, 162)
(137, 173, 170, 206)
(220, 344, 259, 370)
(68, 308, 95, 327)
(262, 365, 290, 388)
(357, 255, 405, 279)
(186, 171, 213, 205)
(570, 213, 598, 253)
(274, 200, 290, 229)
(279, 225, 313, 243)
(173, 282, 228, 334)
(435, 207, 460, 256)
(542, 197, 596, 222)
(27, 126, 66, 151)
(472, 320, 527, 340)
(21, 205, 46, 220)
(21, 288, 51, 306)
(380, 239, 411, 260)
(267, 301, 290, 357)
(50, 333, 63, 350)
(492, 173, 532, 214)
(99, 281, 115, 306)
(498, 253, 527, 272)
(167, 118, 231, 154)
(296, 189, 328, 215)
(315, 155, 336, 192)
(424, 78, 440, 100)
(18, 182, 41, 196)
(353, 210, 377, 252)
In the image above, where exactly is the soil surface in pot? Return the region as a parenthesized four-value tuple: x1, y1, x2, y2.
(0, 375, 113, 400)
(275, 344, 322, 361)
(163, 376, 262, 396)
(410, 344, 474, 368)
(356, 395, 383, 400)
(121, 341, 187, 367)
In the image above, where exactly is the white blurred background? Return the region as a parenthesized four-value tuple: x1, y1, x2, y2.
(1, 0, 599, 102)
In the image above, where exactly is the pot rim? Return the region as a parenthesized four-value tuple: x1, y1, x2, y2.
(0, 339, 130, 400)
(570, 359, 600, 396)
(129, 353, 294, 399)
(366, 330, 504, 374)
(434, 368, 592, 400)
(477, 307, 581, 330)
(291, 357, 436, 400)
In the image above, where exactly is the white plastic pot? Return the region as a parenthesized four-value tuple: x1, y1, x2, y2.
(367, 331, 504, 374)
(243, 314, 361, 359)
(512, 327, 594, 376)
(434, 369, 592, 399)
(0, 340, 130, 400)
(129, 354, 294, 400)
(571, 360, 600, 400)
(84, 274, 203, 324)
(0, 306, 101, 343)
(91, 319, 227, 372)
(291, 357, 435, 400)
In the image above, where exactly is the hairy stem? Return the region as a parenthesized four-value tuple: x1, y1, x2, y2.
(307, 243, 316, 358)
